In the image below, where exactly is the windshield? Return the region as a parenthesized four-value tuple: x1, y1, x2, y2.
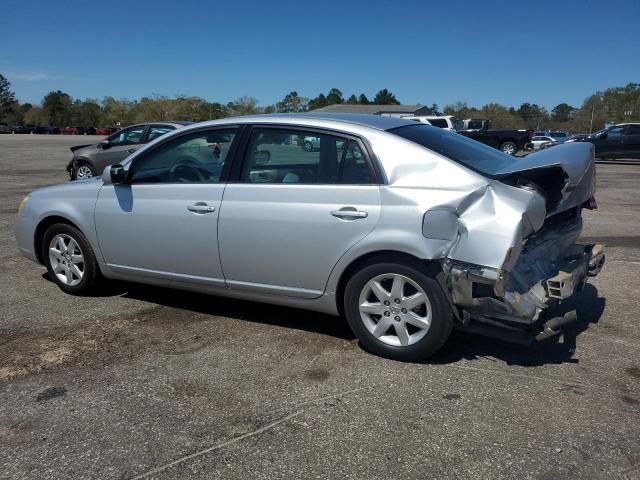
(390, 124, 519, 177)
(453, 118, 463, 131)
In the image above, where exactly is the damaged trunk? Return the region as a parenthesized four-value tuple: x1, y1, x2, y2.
(443, 142, 604, 340)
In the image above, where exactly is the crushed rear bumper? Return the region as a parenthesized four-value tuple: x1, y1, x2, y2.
(444, 243, 605, 344)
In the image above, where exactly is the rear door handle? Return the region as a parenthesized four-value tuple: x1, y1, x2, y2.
(330, 207, 368, 220)
(187, 202, 216, 214)
(127, 148, 136, 153)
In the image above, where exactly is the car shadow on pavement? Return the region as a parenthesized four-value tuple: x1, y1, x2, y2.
(43, 273, 605, 366)
(430, 284, 606, 367)
(120, 282, 357, 341)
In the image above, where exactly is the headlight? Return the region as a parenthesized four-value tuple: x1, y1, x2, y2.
(18, 195, 29, 214)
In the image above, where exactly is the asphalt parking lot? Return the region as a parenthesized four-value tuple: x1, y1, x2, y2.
(0, 135, 639, 480)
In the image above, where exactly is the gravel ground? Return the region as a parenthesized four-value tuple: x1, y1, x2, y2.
(0, 134, 639, 480)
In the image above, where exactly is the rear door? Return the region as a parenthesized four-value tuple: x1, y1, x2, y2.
(218, 126, 381, 298)
(622, 125, 640, 158)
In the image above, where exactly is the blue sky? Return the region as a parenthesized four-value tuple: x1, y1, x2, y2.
(2, 0, 638, 109)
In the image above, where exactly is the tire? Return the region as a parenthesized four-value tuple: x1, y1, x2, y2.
(500, 141, 517, 155)
(74, 162, 96, 180)
(42, 223, 102, 295)
(344, 261, 453, 361)
(303, 141, 313, 152)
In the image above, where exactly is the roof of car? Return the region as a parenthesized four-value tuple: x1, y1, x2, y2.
(127, 121, 193, 127)
(191, 113, 417, 132)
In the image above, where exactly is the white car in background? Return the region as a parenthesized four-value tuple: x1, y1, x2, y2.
(531, 135, 557, 150)
(400, 115, 461, 131)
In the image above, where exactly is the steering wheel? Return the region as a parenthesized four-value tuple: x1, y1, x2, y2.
(169, 159, 207, 182)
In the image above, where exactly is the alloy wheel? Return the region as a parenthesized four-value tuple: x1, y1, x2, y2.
(48, 234, 85, 286)
(75, 165, 94, 179)
(358, 273, 432, 347)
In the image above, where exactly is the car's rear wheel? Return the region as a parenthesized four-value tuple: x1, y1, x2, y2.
(74, 163, 96, 180)
(500, 141, 517, 155)
(344, 262, 453, 361)
(42, 223, 101, 295)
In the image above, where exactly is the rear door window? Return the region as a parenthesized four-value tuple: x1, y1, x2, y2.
(147, 125, 175, 142)
(108, 125, 146, 146)
(240, 128, 376, 184)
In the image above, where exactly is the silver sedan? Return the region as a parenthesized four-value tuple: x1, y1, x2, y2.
(15, 114, 605, 361)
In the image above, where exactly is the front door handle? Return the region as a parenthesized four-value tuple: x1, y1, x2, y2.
(330, 207, 368, 220)
(187, 202, 216, 214)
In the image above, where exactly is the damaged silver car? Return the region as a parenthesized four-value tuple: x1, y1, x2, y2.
(15, 114, 605, 361)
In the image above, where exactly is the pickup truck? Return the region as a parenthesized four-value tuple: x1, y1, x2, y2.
(458, 119, 533, 155)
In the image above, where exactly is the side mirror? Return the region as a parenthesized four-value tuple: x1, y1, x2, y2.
(102, 164, 126, 185)
(598, 132, 608, 139)
(99, 140, 111, 150)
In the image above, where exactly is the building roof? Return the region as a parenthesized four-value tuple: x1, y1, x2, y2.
(311, 104, 432, 115)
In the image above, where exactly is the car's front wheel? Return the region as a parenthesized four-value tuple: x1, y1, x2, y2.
(344, 261, 453, 361)
(42, 223, 102, 295)
(303, 141, 313, 152)
(74, 162, 96, 180)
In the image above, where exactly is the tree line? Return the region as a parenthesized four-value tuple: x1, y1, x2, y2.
(1, 74, 638, 133)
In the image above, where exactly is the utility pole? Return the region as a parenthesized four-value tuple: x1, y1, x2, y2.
(589, 104, 595, 133)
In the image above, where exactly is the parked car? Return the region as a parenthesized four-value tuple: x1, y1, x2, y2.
(66, 121, 192, 180)
(16, 114, 605, 361)
(531, 135, 557, 150)
(63, 126, 85, 135)
(85, 127, 97, 135)
(548, 131, 570, 142)
(565, 123, 640, 159)
(0, 122, 10, 134)
(533, 131, 569, 142)
(458, 119, 533, 155)
(32, 125, 60, 134)
(11, 124, 36, 134)
(95, 127, 118, 136)
(400, 115, 461, 131)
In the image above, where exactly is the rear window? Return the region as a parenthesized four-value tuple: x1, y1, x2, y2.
(427, 118, 448, 128)
(390, 124, 519, 177)
(466, 120, 484, 130)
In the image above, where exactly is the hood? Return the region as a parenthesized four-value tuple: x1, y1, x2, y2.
(495, 142, 595, 216)
(70, 143, 96, 154)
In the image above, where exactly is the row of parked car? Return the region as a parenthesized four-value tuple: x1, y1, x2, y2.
(530, 124, 640, 160)
(0, 123, 119, 135)
(63, 117, 640, 180)
(401, 115, 640, 160)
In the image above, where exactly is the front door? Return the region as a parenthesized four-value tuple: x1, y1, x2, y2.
(218, 126, 381, 298)
(594, 125, 625, 158)
(94, 127, 238, 286)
